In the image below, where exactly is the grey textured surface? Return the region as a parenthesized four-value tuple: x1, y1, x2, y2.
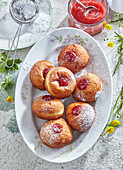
(0, 0, 123, 170)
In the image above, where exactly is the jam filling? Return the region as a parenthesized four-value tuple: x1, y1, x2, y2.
(42, 95, 54, 101)
(77, 78, 89, 90)
(59, 77, 69, 86)
(65, 51, 76, 62)
(71, 0, 105, 24)
(72, 105, 83, 115)
(43, 67, 50, 78)
(52, 123, 63, 133)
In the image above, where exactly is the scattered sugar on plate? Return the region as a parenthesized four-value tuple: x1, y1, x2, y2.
(75, 69, 87, 79)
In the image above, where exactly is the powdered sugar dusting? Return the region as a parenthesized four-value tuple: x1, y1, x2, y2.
(75, 69, 87, 79)
(95, 82, 102, 99)
(95, 90, 101, 99)
(75, 105, 95, 131)
(76, 92, 86, 101)
(41, 122, 61, 145)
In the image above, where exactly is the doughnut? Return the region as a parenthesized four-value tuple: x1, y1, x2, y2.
(58, 44, 89, 74)
(30, 60, 54, 90)
(40, 118, 73, 148)
(73, 73, 101, 102)
(65, 102, 95, 132)
(45, 67, 76, 99)
(32, 95, 64, 120)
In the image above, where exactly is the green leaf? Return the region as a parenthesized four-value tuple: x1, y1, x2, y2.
(0, 62, 5, 72)
(0, 82, 5, 87)
(113, 54, 122, 75)
(121, 39, 123, 46)
(8, 68, 13, 71)
(15, 58, 22, 64)
(11, 67, 15, 71)
(114, 32, 123, 40)
(0, 76, 14, 94)
(0, 52, 22, 97)
(0, 52, 22, 72)
(7, 59, 13, 66)
(1, 57, 6, 61)
(14, 63, 19, 70)
(0, 52, 8, 72)
(0, 52, 7, 61)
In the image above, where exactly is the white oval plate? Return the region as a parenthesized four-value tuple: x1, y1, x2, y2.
(15, 28, 113, 163)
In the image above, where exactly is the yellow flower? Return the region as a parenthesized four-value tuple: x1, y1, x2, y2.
(105, 24, 112, 30)
(108, 41, 114, 47)
(111, 120, 120, 126)
(7, 96, 13, 103)
(102, 21, 106, 27)
(106, 126, 114, 134)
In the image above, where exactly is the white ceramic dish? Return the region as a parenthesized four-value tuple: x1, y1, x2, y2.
(15, 27, 113, 163)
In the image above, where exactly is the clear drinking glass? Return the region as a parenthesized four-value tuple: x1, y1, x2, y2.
(107, 0, 123, 13)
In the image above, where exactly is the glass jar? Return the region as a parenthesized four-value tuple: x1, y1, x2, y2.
(68, 0, 109, 36)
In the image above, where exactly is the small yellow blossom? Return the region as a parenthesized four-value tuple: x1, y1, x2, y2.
(108, 41, 114, 47)
(106, 126, 114, 134)
(102, 21, 106, 27)
(7, 96, 13, 103)
(111, 120, 120, 126)
(105, 24, 112, 30)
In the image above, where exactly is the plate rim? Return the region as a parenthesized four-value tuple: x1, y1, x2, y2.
(15, 27, 113, 163)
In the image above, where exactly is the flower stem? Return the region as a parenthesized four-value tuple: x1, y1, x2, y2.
(108, 86, 123, 123)
(6, 89, 10, 96)
(109, 18, 123, 24)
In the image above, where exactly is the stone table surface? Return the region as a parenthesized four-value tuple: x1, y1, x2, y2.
(0, 0, 123, 170)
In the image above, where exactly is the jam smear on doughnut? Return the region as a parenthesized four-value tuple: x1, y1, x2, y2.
(72, 105, 82, 115)
(42, 95, 54, 101)
(59, 77, 69, 86)
(43, 68, 51, 78)
(52, 123, 63, 133)
(65, 51, 76, 62)
(77, 78, 89, 90)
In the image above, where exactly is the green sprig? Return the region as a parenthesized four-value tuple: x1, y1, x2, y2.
(0, 52, 22, 97)
(0, 52, 22, 72)
(101, 86, 123, 135)
(112, 32, 123, 75)
(108, 86, 123, 123)
(0, 76, 13, 95)
(104, 32, 123, 76)
(106, 13, 123, 75)
(109, 12, 123, 27)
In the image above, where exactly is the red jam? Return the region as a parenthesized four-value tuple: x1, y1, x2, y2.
(52, 123, 63, 133)
(43, 68, 50, 78)
(65, 51, 76, 62)
(77, 78, 89, 90)
(59, 77, 69, 86)
(68, 0, 108, 36)
(71, 0, 105, 24)
(72, 105, 82, 115)
(42, 95, 54, 101)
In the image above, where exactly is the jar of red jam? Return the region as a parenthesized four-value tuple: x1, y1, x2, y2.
(68, 0, 109, 36)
